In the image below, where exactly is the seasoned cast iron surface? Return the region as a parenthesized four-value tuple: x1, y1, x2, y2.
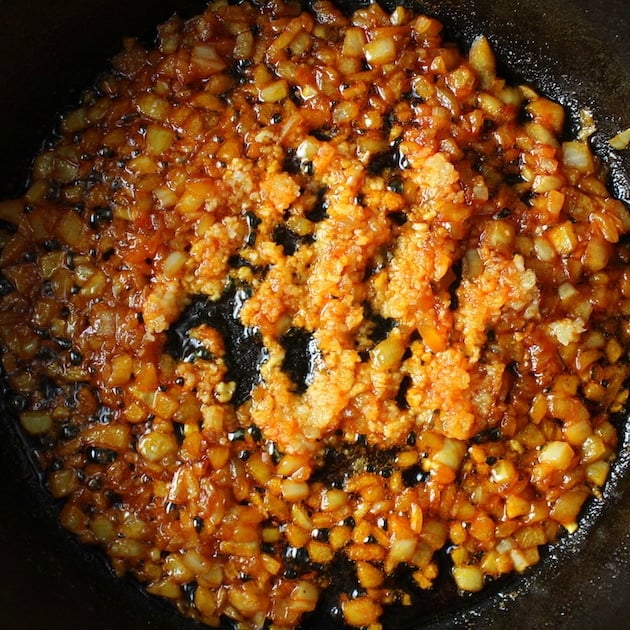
(0, 1, 628, 629)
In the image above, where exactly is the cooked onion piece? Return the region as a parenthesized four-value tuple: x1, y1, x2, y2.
(1, 1, 629, 629)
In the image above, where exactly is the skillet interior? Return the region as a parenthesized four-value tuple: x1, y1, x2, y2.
(0, 1, 628, 629)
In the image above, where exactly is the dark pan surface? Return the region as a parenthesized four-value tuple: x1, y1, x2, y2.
(0, 1, 629, 629)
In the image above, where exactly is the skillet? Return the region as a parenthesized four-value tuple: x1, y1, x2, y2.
(0, 1, 628, 629)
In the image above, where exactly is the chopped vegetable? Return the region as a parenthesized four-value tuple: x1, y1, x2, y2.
(1, 1, 628, 628)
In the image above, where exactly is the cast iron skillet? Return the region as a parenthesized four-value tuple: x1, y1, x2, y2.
(0, 1, 629, 629)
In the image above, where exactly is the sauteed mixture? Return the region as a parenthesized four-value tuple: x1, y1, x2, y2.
(1, 1, 629, 628)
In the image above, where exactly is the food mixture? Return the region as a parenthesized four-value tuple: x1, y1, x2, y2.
(1, 1, 629, 628)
